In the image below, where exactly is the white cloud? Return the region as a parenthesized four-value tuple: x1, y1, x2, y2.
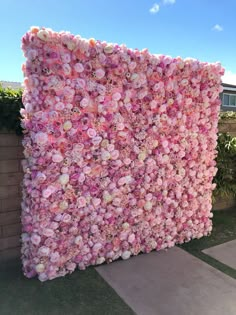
(222, 70, 236, 85)
(149, 3, 160, 14)
(212, 24, 223, 32)
(163, 0, 176, 4)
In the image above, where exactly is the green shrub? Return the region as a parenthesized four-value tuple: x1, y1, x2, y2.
(219, 111, 236, 120)
(213, 133, 236, 198)
(0, 84, 23, 135)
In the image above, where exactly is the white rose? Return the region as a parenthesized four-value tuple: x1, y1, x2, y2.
(35, 263, 45, 273)
(121, 251, 131, 260)
(37, 29, 50, 41)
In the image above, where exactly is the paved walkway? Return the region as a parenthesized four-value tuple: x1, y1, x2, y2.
(96, 247, 236, 315)
(203, 239, 236, 270)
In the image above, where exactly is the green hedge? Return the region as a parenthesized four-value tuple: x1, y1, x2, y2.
(0, 84, 236, 200)
(0, 84, 23, 135)
(219, 111, 236, 120)
(214, 133, 236, 199)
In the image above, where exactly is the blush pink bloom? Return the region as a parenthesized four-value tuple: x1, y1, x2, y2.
(112, 92, 121, 101)
(42, 228, 55, 237)
(50, 251, 60, 263)
(31, 233, 41, 246)
(55, 102, 65, 110)
(42, 185, 56, 198)
(52, 153, 63, 163)
(78, 196, 87, 208)
(74, 63, 84, 73)
(92, 198, 101, 207)
(95, 68, 105, 79)
(35, 132, 48, 145)
(38, 246, 50, 257)
(80, 98, 89, 108)
(87, 128, 97, 138)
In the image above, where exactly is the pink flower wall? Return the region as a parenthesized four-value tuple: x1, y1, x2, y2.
(21, 27, 224, 281)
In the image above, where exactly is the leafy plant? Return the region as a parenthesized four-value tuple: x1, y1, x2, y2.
(0, 84, 23, 135)
(219, 111, 236, 121)
(213, 133, 236, 198)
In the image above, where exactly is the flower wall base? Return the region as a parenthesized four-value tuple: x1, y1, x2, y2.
(21, 27, 224, 281)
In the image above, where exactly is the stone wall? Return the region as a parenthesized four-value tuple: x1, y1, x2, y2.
(0, 120, 235, 261)
(0, 132, 23, 261)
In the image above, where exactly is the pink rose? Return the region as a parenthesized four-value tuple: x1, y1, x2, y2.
(31, 233, 41, 246)
(128, 234, 135, 243)
(87, 128, 97, 138)
(74, 235, 83, 245)
(91, 225, 99, 234)
(112, 92, 121, 101)
(38, 246, 50, 257)
(92, 136, 103, 145)
(111, 150, 119, 160)
(80, 98, 89, 108)
(78, 196, 87, 208)
(67, 262, 76, 272)
(52, 154, 63, 163)
(78, 173, 86, 183)
(95, 68, 105, 79)
(42, 185, 56, 198)
(162, 140, 169, 148)
(55, 102, 65, 110)
(93, 242, 102, 251)
(42, 228, 54, 237)
(62, 213, 71, 223)
(74, 63, 84, 73)
(150, 100, 157, 109)
(35, 132, 48, 145)
(50, 252, 60, 263)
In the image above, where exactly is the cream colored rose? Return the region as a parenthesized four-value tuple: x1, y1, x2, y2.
(103, 192, 113, 203)
(63, 121, 72, 131)
(122, 222, 130, 230)
(59, 174, 69, 185)
(37, 29, 50, 41)
(59, 200, 69, 211)
(144, 201, 153, 211)
(104, 44, 114, 54)
(138, 150, 147, 161)
(35, 263, 45, 273)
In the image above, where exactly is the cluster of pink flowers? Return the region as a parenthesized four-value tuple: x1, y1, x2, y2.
(21, 27, 224, 281)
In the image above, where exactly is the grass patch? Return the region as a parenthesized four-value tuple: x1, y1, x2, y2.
(179, 208, 236, 279)
(0, 259, 135, 315)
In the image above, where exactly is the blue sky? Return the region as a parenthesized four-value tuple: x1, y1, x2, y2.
(1, 0, 236, 83)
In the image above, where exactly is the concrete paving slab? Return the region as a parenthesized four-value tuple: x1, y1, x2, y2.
(96, 247, 236, 315)
(203, 239, 236, 270)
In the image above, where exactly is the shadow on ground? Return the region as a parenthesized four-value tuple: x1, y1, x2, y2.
(0, 259, 135, 315)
